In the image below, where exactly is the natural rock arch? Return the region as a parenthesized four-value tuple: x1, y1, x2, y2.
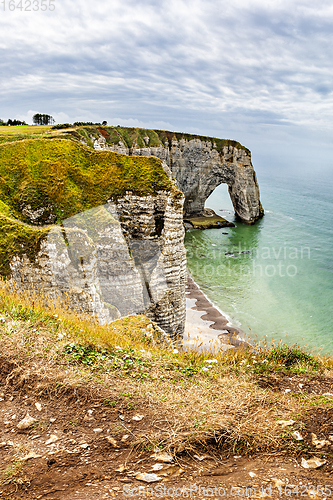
(161, 138, 264, 224)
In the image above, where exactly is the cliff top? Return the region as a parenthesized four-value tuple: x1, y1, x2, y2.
(70, 125, 250, 154)
(0, 124, 250, 154)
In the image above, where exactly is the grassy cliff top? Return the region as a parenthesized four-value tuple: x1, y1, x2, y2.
(0, 124, 250, 153)
(0, 137, 174, 225)
(66, 125, 250, 154)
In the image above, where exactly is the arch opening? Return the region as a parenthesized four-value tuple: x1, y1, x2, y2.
(205, 182, 234, 217)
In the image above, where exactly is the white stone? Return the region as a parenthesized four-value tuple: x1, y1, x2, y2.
(17, 414, 37, 430)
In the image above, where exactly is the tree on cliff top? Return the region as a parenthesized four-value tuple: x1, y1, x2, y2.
(33, 114, 55, 125)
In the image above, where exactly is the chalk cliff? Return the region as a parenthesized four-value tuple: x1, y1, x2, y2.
(91, 129, 264, 224)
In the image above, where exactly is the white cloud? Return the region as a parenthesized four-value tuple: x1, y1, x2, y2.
(1, 0, 333, 160)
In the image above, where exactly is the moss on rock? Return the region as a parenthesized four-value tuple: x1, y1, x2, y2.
(0, 213, 50, 276)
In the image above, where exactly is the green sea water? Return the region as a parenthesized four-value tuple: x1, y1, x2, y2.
(185, 170, 333, 353)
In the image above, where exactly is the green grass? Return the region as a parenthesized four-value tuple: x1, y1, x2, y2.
(0, 460, 25, 486)
(267, 343, 320, 368)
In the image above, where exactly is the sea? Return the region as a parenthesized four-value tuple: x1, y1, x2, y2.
(185, 169, 333, 354)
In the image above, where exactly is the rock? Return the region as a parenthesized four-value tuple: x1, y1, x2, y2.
(183, 212, 234, 229)
(150, 464, 164, 471)
(115, 465, 126, 472)
(135, 473, 162, 483)
(121, 434, 130, 442)
(132, 414, 144, 421)
(80, 443, 89, 449)
(311, 433, 330, 448)
(83, 414, 94, 422)
(45, 434, 59, 445)
(151, 452, 173, 463)
(276, 420, 295, 428)
(271, 478, 285, 488)
(301, 457, 326, 469)
(35, 402, 42, 411)
(292, 431, 304, 441)
(249, 472, 257, 478)
(105, 436, 117, 447)
(99, 134, 263, 223)
(22, 451, 42, 461)
(17, 414, 37, 430)
(93, 428, 103, 433)
(10, 192, 187, 338)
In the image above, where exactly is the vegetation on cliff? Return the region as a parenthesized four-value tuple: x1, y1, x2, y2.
(0, 124, 250, 153)
(0, 214, 49, 276)
(67, 125, 250, 154)
(0, 138, 174, 225)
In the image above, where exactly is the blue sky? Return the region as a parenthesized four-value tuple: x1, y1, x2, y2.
(1, 0, 333, 176)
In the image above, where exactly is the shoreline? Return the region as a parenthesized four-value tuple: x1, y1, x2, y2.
(185, 272, 250, 351)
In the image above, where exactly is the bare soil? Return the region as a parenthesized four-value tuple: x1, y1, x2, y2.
(1, 385, 333, 500)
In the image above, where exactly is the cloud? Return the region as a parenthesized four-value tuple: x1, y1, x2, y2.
(1, 0, 333, 149)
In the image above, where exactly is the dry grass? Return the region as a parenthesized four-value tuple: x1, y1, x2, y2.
(0, 282, 332, 458)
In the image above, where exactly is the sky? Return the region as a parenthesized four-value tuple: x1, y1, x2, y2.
(1, 0, 333, 177)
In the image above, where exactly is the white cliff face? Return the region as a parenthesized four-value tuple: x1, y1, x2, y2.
(116, 191, 186, 336)
(93, 135, 263, 224)
(9, 191, 186, 337)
